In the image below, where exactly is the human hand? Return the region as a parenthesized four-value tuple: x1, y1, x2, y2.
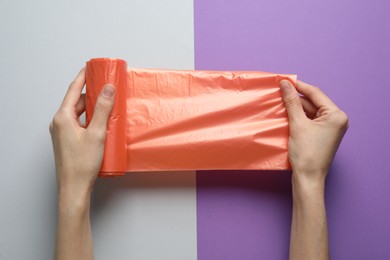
(279, 80, 348, 184)
(49, 68, 115, 198)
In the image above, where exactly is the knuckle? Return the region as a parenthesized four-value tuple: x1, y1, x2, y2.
(51, 112, 64, 127)
(69, 80, 78, 90)
(51, 110, 70, 129)
(87, 127, 106, 141)
(283, 95, 299, 110)
(94, 99, 111, 115)
(333, 110, 349, 129)
(339, 111, 349, 129)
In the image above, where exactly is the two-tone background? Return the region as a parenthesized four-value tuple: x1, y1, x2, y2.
(1, 0, 389, 259)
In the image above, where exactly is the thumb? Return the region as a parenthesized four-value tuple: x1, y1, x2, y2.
(279, 80, 305, 123)
(88, 84, 115, 132)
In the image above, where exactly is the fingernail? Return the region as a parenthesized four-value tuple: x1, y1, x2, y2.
(280, 80, 291, 94)
(103, 85, 115, 97)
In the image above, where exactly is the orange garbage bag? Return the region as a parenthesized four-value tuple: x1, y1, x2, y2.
(85, 58, 296, 177)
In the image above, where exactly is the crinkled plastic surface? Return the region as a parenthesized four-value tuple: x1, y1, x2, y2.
(86, 58, 127, 175)
(85, 58, 297, 177)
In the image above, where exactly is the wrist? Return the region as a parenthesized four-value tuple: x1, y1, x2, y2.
(292, 171, 326, 205)
(57, 187, 91, 215)
(292, 168, 327, 187)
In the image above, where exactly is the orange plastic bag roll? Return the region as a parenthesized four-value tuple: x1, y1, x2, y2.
(85, 58, 127, 176)
(86, 58, 296, 177)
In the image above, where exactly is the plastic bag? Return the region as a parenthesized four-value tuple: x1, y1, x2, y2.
(86, 58, 296, 177)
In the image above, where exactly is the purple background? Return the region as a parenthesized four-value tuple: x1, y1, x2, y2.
(195, 0, 390, 259)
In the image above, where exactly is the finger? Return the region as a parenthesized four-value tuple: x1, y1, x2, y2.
(75, 94, 86, 117)
(88, 85, 115, 133)
(300, 96, 317, 119)
(279, 80, 306, 123)
(296, 80, 337, 109)
(61, 68, 86, 108)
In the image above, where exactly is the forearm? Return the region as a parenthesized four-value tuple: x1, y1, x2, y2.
(55, 190, 94, 260)
(289, 173, 329, 260)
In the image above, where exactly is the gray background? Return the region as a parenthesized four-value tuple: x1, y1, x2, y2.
(0, 1, 197, 259)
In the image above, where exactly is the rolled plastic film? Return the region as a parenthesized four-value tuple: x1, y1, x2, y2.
(85, 58, 297, 177)
(85, 58, 127, 176)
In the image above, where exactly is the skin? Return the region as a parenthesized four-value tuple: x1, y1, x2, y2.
(50, 68, 115, 260)
(280, 79, 349, 260)
(50, 70, 348, 260)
